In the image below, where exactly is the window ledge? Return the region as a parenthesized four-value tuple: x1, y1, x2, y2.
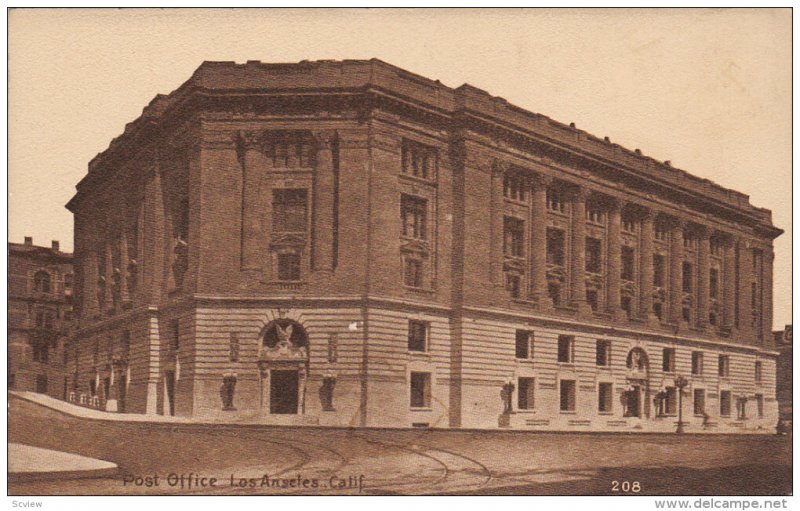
(559, 410, 577, 415)
(598, 411, 615, 416)
(514, 409, 536, 414)
(399, 173, 437, 187)
(410, 407, 433, 412)
(514, 358, 534, 364)
(408, 351, 431, 357)
(557, 362, 576, 367)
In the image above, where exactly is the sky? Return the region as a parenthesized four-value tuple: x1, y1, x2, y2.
(8, 8, 791, 327)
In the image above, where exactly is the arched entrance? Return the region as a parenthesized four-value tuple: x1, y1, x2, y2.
(624, 348, 651, 419)
(258, 319, 309, 415)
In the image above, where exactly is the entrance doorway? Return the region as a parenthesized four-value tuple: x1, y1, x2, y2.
(270, 370, 299, 414)
(164, 370, 175, 416)
(626, 384, 642, 417)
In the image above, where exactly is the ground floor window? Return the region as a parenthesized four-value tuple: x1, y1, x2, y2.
(560, 379, 576, 412)
(320, 377, 336, 411)
(35, 374, 48, 394)
(755, 394, 764, 418)
(598, 382, 613, 413)
(720, 390, 732, 417)
(693, 389, 705, 416)
(517, 377, 535, 410)
(664, 386, 677, 415)
(410, 372, 431, 409)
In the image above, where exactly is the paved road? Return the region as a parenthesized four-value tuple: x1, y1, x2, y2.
(9, 397, 792, 495)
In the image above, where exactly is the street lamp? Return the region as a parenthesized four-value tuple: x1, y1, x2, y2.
(674, 375, 689, 434)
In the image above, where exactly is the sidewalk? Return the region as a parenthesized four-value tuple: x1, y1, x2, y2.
(9, 443, 119, 482)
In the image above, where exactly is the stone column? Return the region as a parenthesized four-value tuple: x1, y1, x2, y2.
(669, 218, 685, 325)
(312, 130, 336, 272)
(83, 249, 99, 318)
(722, 235, 737, 332)
(530, 174, 552, 310)
(490, 161, 506, 286)
(697, 227, 711, 329)
(639, 209, 656, 324)
(105, 242, 114, 312)
(606, 198, 622, 317)
(738, 240, 753, 342)
(240, 130, 264, 271)
(570, 186, 590, 314)
(119, 226, 130, 306)
(762, 249, 774, 346)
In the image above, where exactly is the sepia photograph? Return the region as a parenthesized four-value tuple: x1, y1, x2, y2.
(6, 7, 793, 502)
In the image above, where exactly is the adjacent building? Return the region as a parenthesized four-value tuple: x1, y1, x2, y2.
(64, 59, 782, 431)
(775, 325, 792, 425)
(9, 237, 73, 397)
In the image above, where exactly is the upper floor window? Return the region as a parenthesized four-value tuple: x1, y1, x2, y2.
(269, 135, 315, 168)
(558, 335, 575, 363)
(505, 273, 521, 299)
(710, 238, 722, 257)
(272, 189, 308, 233)
(709, 268, 719, 299)
(408, 320, 428, 352)
(515, 330, 533, 359)
(653, 255, 666, 287)
(755, 361, 763, 384)
(64, 273, 73, 294)
(586, 237, 602, 273)
(503, 173, 526, 202)
(504, 217, 524, 258)
(401, 194, 427, 240)
(682, 262, 693, 293)
(683, 230, 696, 250)
(404, 258, 422, 288)
(596, 340, 611, 367)
(655, 220, 669, 241)
(546, 188, 566, 214)
(622, 215, 637, 234)
(277, 253, 301, 281)
(692, 351, 704, 375)
(718, 355, 730, 377)
(34, 271, 51, 294)
(402, 139, 437, 179)
(586, 207, 604, 224)
(662, 348, 676, 373)
(546, 228, 565, 266)
(621, 246, 635, 281)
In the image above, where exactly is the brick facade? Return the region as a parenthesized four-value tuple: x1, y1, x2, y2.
(9, 237, 73, 398)
(64, 59, 782, 432)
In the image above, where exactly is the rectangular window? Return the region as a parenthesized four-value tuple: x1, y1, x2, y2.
(755, 361, 763, 384)
(683, 231, 695, 250)
(586, 207, 604, 224)
(621, 246, 635, 281)
(560, 379, 576, 412)
(505, 273, 521, 299)
(737, 397, 747, 420)
(622, 216, 636, 234)
(711, 238, 722, 256)
(718, 355, 730, 377)
(621, 296, 632, 318)
(504, 217, 524, 258)
(682, 306, 691, 323)
(515, 330, 532, 359)
(586, 237, 602, 273)
(546, 228, 565, 266)
(272, 189, 308, 233)
(596, 340, 611, 367)
(653, 302, 663, 320)
(410, 372, 431, 408)
(598, 382, 613, 413)
(548, 283, 561, 307)
(720, 390, 731, 416)
(518, 377, 535, 410)
(682, 262, 693, 293)
(586, 290, 598, 312)
(408, 320, 428, 352)
(694, 389, 706, 416)
(404, 258, 422, 288)
(558, 335, 574, 363)
(546, 188, 565, 213)
(320, 378, 336, 411)
(655, 222, 669, 241)
(402, 139, 437, 179)
(401, 194, 427, 240)
(692, 351, 704, 375)
(653, 255, 666, 287)
(503, 173, 526, 202)
(664, 386, 677, 415)
(277, 253, 301, 281)
(710, 268, 719, 299)
(662, 348, 676, 373)
(756, 394, 764, 418)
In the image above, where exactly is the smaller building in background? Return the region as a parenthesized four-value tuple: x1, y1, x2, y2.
(8, 237, 73, 397)
(775, 324, 792, 425)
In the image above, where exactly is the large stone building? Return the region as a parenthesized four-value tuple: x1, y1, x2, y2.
(9, 237, 73, 398)
(64, 59, 782, 431)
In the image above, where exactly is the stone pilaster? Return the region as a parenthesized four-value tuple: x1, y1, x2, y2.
(312, 130, 336, 272)
(570, 186, 591, 315)
(530, 174, 552, 311)
(83, 249, 99, 318)
(762, 249, 774, 346)
(697, 227, 711, 330)
(738, 240, 753, 342)
(490, 161, 506, 286)
(105, 242, 114, 311)
(669, 217, 685, 325)
(119, 226, 130, 306)
(639, 209, 656, 324)
(606, 198, 623, 318)
(239, 130, 264, 271)
(722, 235, 737, 332)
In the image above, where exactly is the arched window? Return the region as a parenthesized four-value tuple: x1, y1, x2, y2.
(34, 271, 51, 293)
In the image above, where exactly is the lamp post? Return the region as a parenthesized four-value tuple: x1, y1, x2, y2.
(674, 375, 689, 434)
